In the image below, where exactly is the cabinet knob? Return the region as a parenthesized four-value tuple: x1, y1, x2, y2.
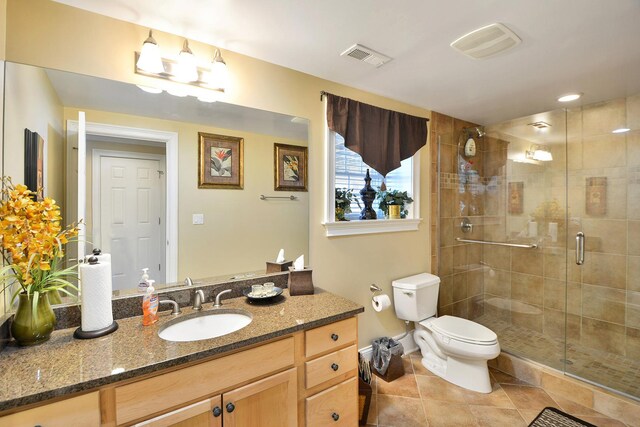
(331, 363, 339, 371)
(226, 402, 235, 413)
(331, 333, 339, 341)
(212, 406, 222, 417)
(332, 412, 340, 421)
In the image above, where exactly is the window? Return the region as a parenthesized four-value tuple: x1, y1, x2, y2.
(325, 131, 421, 236)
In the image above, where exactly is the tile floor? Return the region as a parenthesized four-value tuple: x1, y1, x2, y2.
(476, 314, 640, 398)
(364, 352, 629, 427)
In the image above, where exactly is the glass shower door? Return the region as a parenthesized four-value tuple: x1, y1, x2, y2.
(562, 97, 640, 400)
(480, 109, 569, 372)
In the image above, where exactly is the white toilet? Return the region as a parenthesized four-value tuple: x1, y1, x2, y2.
(392, 273, 500, 393)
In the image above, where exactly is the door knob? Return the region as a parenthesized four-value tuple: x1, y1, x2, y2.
(226, 402, 235, 413)
(331, 363, 339, 371)
(212, 406, 222, 417)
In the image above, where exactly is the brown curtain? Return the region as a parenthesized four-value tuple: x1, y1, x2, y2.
(326, 93, 428, 177)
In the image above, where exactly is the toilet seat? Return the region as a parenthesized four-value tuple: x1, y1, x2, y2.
(421, 315, 497, 345)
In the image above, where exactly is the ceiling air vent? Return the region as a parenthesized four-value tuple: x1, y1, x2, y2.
(450, 23, 521, 59)
(528, 121, 552, 129)
(340, 44, 392, 67)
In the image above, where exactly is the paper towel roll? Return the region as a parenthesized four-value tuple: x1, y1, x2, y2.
(79, 260, 114, 331)
(372, 294, 391, 312)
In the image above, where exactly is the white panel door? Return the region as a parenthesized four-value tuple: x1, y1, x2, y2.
(100, 156, 164, 290)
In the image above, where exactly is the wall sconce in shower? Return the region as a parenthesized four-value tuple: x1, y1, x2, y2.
(526, 144, 553, 162)
(135, 29, 229, 100)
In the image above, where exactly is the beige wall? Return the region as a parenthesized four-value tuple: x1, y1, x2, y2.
(66, 106, 309, 281)
(0, 0, 5, 60)
(3, 64, 65, 208)
(3, 0, 432, 346)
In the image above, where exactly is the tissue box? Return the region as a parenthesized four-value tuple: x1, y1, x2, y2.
(266, 260, 293, 273)
(287, 267, 314, 295)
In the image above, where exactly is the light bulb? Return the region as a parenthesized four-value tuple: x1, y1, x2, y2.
(207, 49, 229, 90)
(173, 40, 198, 83)
(136, 30, 164, 74)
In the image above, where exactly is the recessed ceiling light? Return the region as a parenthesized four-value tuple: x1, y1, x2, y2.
(612, 128, 630, 134)
(557, 93, 582, 102)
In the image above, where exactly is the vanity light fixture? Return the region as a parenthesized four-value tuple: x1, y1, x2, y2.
(526, 144, 553, 162)
(173, 40, 199, 83)
(207, 49, 229, 90)
(136, 30, 164, 74)
(134, 30, 228, 101)
(557, 93, 582, 102)
(612, 127, 630, 134)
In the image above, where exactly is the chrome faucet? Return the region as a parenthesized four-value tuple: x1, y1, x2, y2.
(159, 299, 181, 315)
(193, 289, 205, 311)
(185, 277, 194, 287)
(214, 289, 232, 308)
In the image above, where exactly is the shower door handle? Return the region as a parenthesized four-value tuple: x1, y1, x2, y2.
(576, 232, 585, 265)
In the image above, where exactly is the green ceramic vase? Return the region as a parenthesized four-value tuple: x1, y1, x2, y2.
(11, 292, 57, 346)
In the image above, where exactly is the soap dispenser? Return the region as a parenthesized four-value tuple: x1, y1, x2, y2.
(142, 279, 158, 326)
(138, 268, 150, 293)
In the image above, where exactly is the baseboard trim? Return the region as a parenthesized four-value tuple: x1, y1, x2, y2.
(359, 329, 418, 360)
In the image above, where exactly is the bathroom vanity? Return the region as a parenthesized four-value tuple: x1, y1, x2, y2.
(0, 289, 363, 426)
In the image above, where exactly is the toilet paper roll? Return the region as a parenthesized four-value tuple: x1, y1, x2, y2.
(79, 261, 114, 331)
(372, 294, 391, 312)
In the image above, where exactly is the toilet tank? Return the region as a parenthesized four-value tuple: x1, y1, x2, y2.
(392, 273, 440, 322)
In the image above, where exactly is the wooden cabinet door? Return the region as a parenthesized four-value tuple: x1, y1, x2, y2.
(222, 368, 297, 427)
(133, 396, 222, 427)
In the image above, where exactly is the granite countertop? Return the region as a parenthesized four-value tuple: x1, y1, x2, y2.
(0, 288, 364, 412)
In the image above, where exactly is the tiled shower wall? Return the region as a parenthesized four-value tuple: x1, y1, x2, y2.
(429, 112, 486, 319)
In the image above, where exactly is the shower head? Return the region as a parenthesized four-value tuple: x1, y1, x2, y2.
(463, 126, 485, 138)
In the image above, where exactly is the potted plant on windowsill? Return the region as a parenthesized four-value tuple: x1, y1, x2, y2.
(0, 178, 80, 346)
(376, 189, 414, 219)
(335, 188, 357, 221)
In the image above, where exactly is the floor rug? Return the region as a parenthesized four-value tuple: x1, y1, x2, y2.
(528, 407, 596, 427)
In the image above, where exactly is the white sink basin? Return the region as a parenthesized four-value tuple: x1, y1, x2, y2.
(158, 309, 252, 342)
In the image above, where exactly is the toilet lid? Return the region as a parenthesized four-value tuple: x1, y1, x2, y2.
(425, 316, 497, 345)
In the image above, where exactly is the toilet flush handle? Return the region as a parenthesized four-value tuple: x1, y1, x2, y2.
(402, 291, 414, 297)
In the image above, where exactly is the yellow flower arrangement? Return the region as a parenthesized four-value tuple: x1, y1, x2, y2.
(0, 177, 80, 304)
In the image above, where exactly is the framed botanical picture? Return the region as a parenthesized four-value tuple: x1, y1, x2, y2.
(274, 143, 308, 191)
(198, 132, 244, 189)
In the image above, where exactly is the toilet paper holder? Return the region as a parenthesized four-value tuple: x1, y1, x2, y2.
(370, 284, 382, 295)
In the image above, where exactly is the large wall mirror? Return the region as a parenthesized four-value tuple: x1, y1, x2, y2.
(1, 61, 309, 310)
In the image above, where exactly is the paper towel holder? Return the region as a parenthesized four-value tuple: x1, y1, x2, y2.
(73, 256, 119, 340)
(74, 321, 119, 339)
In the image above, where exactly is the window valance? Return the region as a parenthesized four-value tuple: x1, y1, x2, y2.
(325, 92, 428, 177)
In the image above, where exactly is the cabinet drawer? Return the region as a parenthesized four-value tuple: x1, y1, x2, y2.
(305, 317, 356, 358)
(0, 392, 100, 427)
(305, 344, 357, 389)
(134, 396, 221, 427)
(115, 337, 294, 425)
(305, 377, 357, 427)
